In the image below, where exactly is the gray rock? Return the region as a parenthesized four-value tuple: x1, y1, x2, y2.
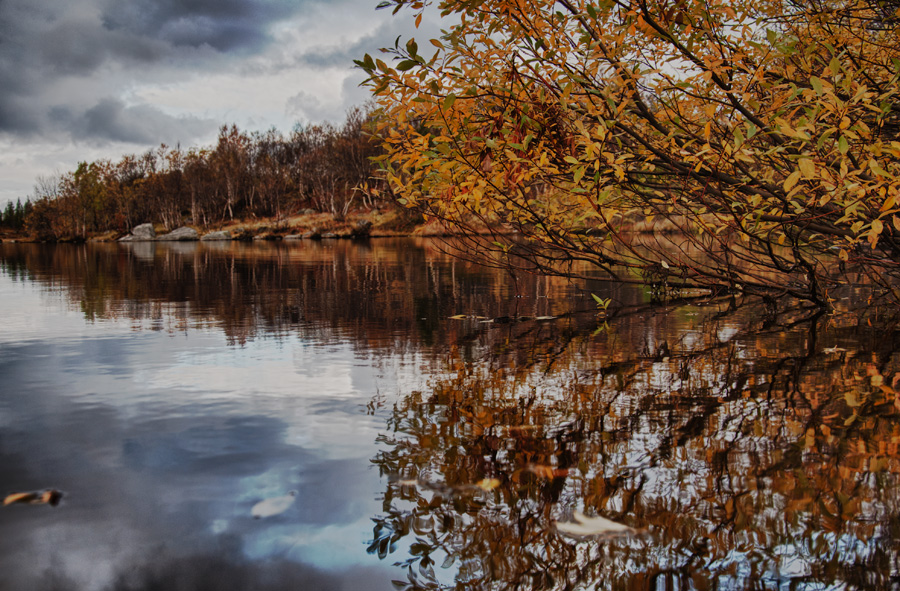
(157, 227, 199, 241)
(132, 223, 156, 240)
(283, 234, 303, 240)
(200, 230, 231, 241)
(119, 223, 156, 242)
(320, 232, 338, 239)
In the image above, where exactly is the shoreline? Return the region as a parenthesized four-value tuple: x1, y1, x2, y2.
(0, 208, 494, 244)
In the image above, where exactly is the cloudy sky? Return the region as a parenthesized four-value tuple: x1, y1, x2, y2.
(0, 0, 435, 206)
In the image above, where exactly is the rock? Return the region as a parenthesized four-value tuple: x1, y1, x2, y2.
(200, 230, 231, 241)
(320, 232, 338, 239)
(156, 227, 199, 241)
(300, 208, 317, 215)
(133, 223, 156, 240)
(284, 234, 303, 240)
(119, 223, 155, 242)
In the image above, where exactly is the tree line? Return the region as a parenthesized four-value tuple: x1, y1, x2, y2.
(0, 198, 33, 232)
(16, 106, 388, 241)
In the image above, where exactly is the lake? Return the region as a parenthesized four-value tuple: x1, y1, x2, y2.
(1, 239, 899, 590)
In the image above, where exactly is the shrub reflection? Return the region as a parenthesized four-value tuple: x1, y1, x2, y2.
(372, 302, 900, 590)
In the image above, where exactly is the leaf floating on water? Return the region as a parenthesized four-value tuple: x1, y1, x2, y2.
(534, 316, 557, 321)
(397, 479, 419, 487)
(3, 492, 39, 505)
(475, 478, 500, 491)
(823, 347, 847, 354)
(251, 491, 297, 519)
(448, 314, 468, 320)
(3, 489, 63, 507)
(555, 511, 634, 538)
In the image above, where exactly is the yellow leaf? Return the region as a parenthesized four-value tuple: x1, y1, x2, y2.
(893, 216, 900, 231)
(3, 489, 62, 506)
(799, 158, 816, 179)
(783, 170, 801, 191)
(475, 478, 500, 491)
(3, 492, 38, 505)
(872, 218, 884, 235)
(839, 249, 849, 261)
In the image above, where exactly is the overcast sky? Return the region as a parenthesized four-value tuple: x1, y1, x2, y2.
(0, 0, 435, 206)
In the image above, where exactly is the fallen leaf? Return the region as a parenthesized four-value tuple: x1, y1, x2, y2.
(475, 478, 500, 491)
(251, 491, 297, 519)
(448, 314, 468, 320)
(3, 492, 38, 505)
(3, 489, 63, 507)
(555, 511, 634, 537)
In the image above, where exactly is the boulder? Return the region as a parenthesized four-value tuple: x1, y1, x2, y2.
(119, 223, 155, 242)
(157, 227, 199, 241)
(200, 230, 231, 241)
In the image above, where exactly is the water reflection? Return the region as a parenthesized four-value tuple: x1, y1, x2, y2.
(1, 241, 899, 590)
(372, 302, 900, 590)
(0, 240, 605, 347)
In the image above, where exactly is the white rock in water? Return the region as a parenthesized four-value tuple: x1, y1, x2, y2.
(251, 491, 297, 519)
(555, 511, 633, 537)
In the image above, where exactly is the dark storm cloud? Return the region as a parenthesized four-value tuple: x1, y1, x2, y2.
(0, 0, 313, 142)
(101, 0, 300, 53)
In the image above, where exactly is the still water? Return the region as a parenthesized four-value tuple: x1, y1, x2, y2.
(1, 239, 899, 590)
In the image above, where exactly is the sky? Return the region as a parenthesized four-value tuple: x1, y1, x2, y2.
(0, 0, 437, 206)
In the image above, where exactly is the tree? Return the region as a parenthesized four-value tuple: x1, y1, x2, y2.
(358, 0, 900, 306)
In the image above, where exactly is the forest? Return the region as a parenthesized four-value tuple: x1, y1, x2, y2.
(0, 106, 391, 241)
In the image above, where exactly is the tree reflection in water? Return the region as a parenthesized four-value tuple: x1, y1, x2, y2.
(3, 241, 900, 589)
(371, 300, 900, 590)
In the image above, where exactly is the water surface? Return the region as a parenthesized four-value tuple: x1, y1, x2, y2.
(1, 239, 899, 590)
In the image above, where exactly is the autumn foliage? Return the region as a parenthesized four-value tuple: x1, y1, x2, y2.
(23, 107, 388, 241)
(359, 0, 900, 305)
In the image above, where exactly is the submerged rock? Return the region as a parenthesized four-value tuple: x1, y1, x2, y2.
(157, 227, 199, 241)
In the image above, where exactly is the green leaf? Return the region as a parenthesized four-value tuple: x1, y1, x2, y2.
(443, 94, 457, 111)
(810, 76, 824, 96)
(573, 166, 585, 184)
(396, 60, 418, 71)
(838, 135, 849, 155)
